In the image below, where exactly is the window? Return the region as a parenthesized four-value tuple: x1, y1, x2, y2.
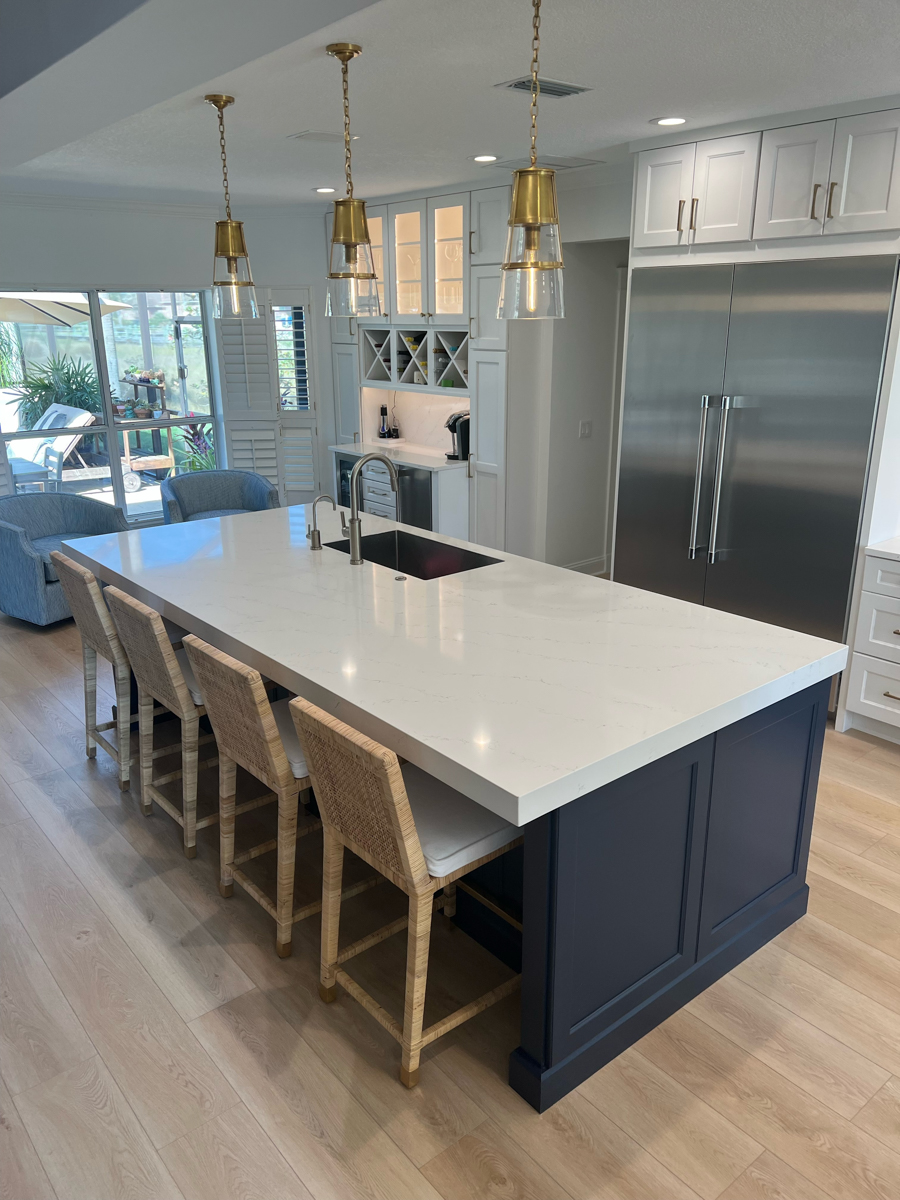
(271, 305, 310, 411)
(0, 289, 219, 522)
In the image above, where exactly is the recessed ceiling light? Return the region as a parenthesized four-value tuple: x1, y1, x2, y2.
(473, 154, 498, 163)
(652, 116, 686, 126)
(314, 187, 336, 193)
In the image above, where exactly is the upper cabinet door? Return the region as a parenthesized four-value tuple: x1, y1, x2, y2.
(469, 265, 507, 350)
(332, 342, 360, 443)
(633, 143, 696, 248)
(389, 200, 428, 320)
(363, 203, 391, 324)
(826, 109, 900, 234)
(753, 121, 835, 240)
(428, 193, 469, 326)
(470, 186, 510, 265)
(691, 133, 761, 243)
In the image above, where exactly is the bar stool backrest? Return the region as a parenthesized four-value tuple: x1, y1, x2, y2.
(290, 696, 430, 889)
(104, 586, 194, 718)
(182, 634, 294, 792)
(51, 552, 125, 667)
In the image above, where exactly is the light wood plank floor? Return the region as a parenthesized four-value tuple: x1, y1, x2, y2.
(2, 611, 900, 1200)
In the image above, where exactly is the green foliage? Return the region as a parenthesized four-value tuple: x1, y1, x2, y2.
(14, 354, 103, 429)
(0, 323, 23, 388)
(175, 423, 216, 472)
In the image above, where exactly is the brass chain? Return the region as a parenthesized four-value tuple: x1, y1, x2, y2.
(529, 0, 541, 167)
(342, 58, 353, 198)
(216, 106, 232, 221)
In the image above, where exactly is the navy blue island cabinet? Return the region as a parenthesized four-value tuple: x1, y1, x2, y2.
(488, 677, 830, 1111)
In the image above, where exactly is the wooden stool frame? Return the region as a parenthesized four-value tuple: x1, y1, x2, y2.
(104, 587, 217, 858)
(291, 696, 523, 1088)
(50, 552, 133, 790)
(183, 635, 381, 957)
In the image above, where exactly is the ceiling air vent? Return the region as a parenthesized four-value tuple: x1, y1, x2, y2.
(286, 130, 359, 143)
(497, 76, 592, 99)
(491, 154, 604, 171)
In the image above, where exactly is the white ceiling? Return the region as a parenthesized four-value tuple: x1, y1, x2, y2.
(5, 0, 900, 207)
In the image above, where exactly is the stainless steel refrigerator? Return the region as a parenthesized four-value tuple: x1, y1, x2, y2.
(613, 257, 897, 642)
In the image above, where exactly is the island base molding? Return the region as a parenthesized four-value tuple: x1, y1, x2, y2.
(507, 678, 830, 1112)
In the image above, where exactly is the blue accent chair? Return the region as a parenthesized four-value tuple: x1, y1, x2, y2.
(160, 469, 281, 524)
(0, 493, 129, 626)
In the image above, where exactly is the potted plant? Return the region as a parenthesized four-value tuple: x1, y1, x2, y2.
(14, 354, 103, 428)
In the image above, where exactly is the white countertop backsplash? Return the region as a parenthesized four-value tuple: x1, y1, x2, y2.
(66, 505, 846, 825)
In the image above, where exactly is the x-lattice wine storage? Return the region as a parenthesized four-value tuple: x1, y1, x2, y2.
(361, 328, 469, 393)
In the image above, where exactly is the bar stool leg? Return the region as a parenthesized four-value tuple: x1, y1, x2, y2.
(218, 754, 237, 897)
(443, 882, 457, 919)
(83, 644, 97, 759)
(319, 827, 344, 1000)
(400, 889, 433, 1088)
(182, 713, 200, 859)
(275, 786, 299, 957)
(137, 687, 154, 816)
(114, 662, 132, 790)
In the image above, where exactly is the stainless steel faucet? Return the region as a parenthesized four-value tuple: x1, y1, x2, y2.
(306, 493, 336, 550)
(342, 453, 399, 565)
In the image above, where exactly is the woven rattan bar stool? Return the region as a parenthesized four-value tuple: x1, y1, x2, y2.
(51, 551, 134, 790)
(290, 696, 523, 1088)
(104, 586, 217, 858)
(183, 635, 380, 956)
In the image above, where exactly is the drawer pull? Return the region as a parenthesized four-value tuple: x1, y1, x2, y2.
(884, 691, 900, 702)
(893, 630, 900, 636)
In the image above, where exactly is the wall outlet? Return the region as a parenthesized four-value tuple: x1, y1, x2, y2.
(579, 420, 592, 439)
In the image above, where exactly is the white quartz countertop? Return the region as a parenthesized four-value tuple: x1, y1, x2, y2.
(65, 507, 846, 826)
(329, 442, 465, 472)
(867, 535, 900, 561)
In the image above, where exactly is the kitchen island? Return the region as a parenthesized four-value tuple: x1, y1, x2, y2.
(65, 504, 845, 1110)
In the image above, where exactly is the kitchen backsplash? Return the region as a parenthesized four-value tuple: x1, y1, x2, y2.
(360, 388, 469, 451)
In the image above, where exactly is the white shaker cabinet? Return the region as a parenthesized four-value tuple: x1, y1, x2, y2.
(633, 143, 696, 248)
(470, 186, 510, 264)
(469, 265, 507, 350)
(826, 109, 900, 234)
(692, 133, 760, 243)
(468, 349, 507, 550)
(332, 342, 360, 443)
(753, 121, 835, 239)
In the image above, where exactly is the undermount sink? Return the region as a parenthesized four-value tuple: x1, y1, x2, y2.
(325, 530, 501, 580)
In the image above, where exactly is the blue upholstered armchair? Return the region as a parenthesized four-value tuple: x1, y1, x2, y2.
(0, 493, 129, 626)
(160, 469, 280, 524)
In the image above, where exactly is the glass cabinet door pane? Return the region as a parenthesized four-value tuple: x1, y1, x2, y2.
(394, 210, 422, 315)
(368, 215, 386, 314)
(433, 205, 464, 314)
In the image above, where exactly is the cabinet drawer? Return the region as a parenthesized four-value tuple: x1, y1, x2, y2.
(845, 652, 900, 728)
(361, 460, 392, 482)
(363, 498, 397, 519)
(362, 478, 395, 503)
(855, 591, 900, 664)
(863, 554, 900, 599)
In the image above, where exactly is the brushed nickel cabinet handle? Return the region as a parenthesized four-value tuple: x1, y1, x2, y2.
(708, 396, 731, 565)
(690, 197, 699, 231)
(826, 181, 839, 219)
(884, 691, 900, 702)
(894, 629, 900, 636)
(677, 199, 686, 233)
(810, 182, 822, 220)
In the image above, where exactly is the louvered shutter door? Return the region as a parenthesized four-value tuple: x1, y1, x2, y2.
(216, 301, 282, 494)
(226, 424, 279, 487)
(281, 428, 316, 503)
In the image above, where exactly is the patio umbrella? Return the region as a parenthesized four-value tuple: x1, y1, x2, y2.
(0, 293, 131, 327)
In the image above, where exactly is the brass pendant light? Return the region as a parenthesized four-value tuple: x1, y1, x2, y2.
(498, 0, 565, 319)
(325, 43, 381, 318)
(205, 94, 259, 319)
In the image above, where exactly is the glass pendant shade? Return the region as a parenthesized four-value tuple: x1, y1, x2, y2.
(212, 219, 258, 319)
(326, 197, 381, 317)
(498, 166, 565, 319)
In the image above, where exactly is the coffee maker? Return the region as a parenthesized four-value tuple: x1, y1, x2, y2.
(444, 410, 470, 460)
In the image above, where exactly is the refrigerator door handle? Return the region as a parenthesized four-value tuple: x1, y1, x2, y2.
(688, 395, 711, 560)
(707, 395, 732, 564)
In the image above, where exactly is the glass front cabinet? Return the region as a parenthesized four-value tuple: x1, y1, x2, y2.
(389, 194, 470, 326)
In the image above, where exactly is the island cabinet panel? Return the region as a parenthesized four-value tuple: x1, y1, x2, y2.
(509, 677, 830, 1111)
